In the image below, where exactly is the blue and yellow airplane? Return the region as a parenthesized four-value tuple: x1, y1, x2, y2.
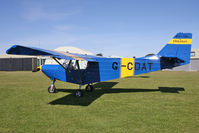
(6, 32, 192, 97)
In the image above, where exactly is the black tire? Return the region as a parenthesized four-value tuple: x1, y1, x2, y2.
(85, 85, 94, 92)
(74, 90, 83, 97)
(48, 85, 56, 93)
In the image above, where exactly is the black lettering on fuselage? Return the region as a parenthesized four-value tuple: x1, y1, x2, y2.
(135, 62, 140, 70)
(135, 62, 153, 71)
(148, 63, 153, 71)
(141, 63, 146, 71)
(127, 62, 133, 70)
(112, 62, 118, 70)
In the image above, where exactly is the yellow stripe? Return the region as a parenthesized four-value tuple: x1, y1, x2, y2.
(168, 39, 192, 44)
(120, 58, 135, 78)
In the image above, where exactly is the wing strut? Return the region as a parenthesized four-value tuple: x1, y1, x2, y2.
(66, 60, 72, 70)
(52, 57, 81, 84)
(76, 60, 83, 85)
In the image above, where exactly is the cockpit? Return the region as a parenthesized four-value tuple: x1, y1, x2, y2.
(63, 60, 88, 70)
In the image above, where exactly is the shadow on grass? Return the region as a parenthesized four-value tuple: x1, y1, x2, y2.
(125, 76, 150, 79)
(49, 82, 185, 106)
(159, 87, 185, 93)
(132, 76, 150, 78)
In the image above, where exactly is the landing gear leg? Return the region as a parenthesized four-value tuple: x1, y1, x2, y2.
(85, 84, 94, 92)
(74, 84, 83, 97)
(48, 79, 57, 93)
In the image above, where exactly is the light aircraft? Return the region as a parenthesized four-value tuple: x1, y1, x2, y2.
(6, 32, 192, 97)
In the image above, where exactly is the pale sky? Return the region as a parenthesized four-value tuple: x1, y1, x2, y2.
(0, 0, 199, 57)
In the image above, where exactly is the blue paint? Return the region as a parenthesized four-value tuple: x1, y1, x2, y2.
(173, 32, 192, 39)
(42, 65, 67, 81)
(96, 58, 121, 82)
(42, 63, 100, 85)
(134, 57, 161, 75)
(158, 33, 192, 65)
(83, 62, 100, 84)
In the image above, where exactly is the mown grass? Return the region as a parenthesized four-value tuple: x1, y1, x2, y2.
(0, 71, 199, 133)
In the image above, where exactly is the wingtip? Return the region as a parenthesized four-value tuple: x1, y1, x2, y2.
(6, 45, 19, 54)
(6, 49, 10, 54)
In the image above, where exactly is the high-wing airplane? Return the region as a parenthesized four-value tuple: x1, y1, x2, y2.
(6, 32, 192, 97)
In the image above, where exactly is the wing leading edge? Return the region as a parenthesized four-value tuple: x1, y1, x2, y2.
(6, 45, 98, 61)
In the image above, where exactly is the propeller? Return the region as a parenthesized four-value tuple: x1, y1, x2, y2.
(32, 65, 42, 72)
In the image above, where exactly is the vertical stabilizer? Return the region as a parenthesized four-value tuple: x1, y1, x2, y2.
(158, 32, 192, 65)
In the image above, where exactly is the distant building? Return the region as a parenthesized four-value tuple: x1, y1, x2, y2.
(169, 48, 199, 71)
(0, 54, 45, 71)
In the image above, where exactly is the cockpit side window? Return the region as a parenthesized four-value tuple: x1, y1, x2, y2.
(63, 60, 88, 70)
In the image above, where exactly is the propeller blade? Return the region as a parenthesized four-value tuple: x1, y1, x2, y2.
(32, 65, 42, 72)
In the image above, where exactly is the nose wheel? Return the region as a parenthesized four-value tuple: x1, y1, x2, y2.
(48, 85, 57, 93)
(48, 79, 57, 93)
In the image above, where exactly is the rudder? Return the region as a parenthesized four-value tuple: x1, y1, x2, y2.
(158, 33, 192, 69)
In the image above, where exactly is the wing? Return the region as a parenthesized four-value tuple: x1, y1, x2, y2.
(6, 45, 100, 61)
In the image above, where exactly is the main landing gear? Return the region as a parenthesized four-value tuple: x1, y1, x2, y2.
(48, 79, 57, 93)
(74, 85, 83, 97)
(85, 84, 94, 92)
(47, 79, 94, 97)
(50, 59, 94, 97)
(74, 84, 94, 97)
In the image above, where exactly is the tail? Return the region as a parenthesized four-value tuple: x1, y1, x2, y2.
(158, 32, 192, 69)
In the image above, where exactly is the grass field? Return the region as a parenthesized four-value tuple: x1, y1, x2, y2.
(0, 71, 199, 133)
